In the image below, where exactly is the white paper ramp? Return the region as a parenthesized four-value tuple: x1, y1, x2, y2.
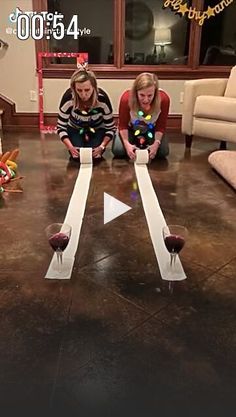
(135, 149, 186, 282)
(45, 148, 93, 280)
(104, 192, 132, 224)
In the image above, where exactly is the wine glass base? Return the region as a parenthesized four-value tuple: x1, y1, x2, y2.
(162, 258, 187, 281)
(45, 257, 74, 280)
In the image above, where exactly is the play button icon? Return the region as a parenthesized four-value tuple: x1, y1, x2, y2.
(104, 192, 132, 224)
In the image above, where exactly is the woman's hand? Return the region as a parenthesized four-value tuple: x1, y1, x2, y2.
(148, 141, 160, 160)
(125, 142, 137, 160)
(92, 146, 103, 159)
(68, 145, 80, 159)
(63, 139, 79, 159)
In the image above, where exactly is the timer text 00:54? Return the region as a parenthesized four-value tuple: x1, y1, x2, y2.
(15, 14, 90, 40)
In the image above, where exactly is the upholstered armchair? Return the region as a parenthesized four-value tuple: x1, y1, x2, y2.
(182, 66, 236, 148)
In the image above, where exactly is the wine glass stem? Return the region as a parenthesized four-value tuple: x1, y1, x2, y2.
(56, 250, 63, 272)
(168, 281, 174, 294)
(170, 253, 176, 267)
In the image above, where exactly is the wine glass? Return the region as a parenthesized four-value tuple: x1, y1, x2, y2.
(162, 224, 188, 267)
(45, 223, 72, 272)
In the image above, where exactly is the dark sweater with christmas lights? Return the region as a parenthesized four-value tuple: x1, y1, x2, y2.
(57, 88, 116, 142)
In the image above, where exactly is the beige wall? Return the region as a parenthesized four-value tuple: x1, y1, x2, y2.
(43, 78, 185, 114)
(0, 0, 38, 112)
(0, 0, 185, 114)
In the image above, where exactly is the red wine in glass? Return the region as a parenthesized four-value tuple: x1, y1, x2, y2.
(164, 235, 185, 254)
(162, 225, 188, 267)
(46, 223, 72, 272)
(49, 233, 70, 252)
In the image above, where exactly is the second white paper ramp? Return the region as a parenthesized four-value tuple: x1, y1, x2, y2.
(45, 148, 93, 279)
(134, 150, 186, 281)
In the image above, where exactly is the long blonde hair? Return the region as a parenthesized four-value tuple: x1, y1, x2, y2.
(70, 69, 98, 109)
(129, 72, 161, 114)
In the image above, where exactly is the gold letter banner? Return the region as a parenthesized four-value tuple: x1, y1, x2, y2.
(163, 0, 235, 26)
